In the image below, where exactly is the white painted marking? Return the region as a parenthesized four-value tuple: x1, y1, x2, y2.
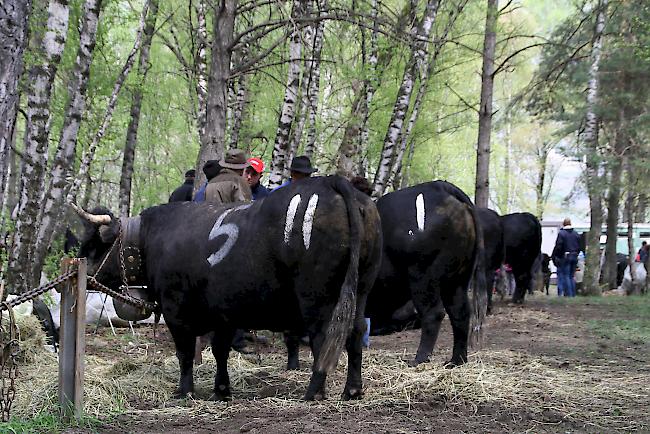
(207, 204, 252, 266)
(416, 193, 425, 232)
(284, 194, 302, 244)
(302, 194, 319, 249)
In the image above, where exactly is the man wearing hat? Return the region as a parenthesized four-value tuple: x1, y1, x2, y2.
(193, 159, 221, 202)
(168, 169, 196, 202)
(205, 149, 252, 205)
(273, 155, 318, 191)
(244, 157, 270, 200)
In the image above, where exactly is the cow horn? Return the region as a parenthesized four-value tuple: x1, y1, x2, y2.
(69, 202, 112, 225)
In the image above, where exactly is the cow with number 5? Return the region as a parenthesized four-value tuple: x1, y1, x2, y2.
(74, 176, 382, 402)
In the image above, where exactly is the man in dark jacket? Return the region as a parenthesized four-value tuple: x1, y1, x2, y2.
(245, 157, 270, 200)
(168, 169, 195, 202)
(552, 218, 582, 297)
(194, 160, 221, 202)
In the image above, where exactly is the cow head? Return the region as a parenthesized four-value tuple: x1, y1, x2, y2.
(71, 204, 121, 284)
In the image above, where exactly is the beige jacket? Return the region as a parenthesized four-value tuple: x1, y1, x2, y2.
(204, 168, 252, 205)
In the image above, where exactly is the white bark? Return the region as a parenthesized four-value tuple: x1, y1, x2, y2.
(66, 0, 151, 204)
(303, 0, 326, 159)
(268, 0, 307, 188)
(228, 73, 249, 149)
(372, 0, 440, 198)
(8, 0, 70, 293)
(0, 0, 32, 209)
(358, 0, 379, 156)
(196, 0, 208, 142)
(582, 0, 607, 295)
(474, 0, 498, 208)
(32, 0, 103, 282)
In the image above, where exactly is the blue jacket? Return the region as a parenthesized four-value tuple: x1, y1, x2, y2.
(193, 182, 208, 202)
(553, 227, 581, 263)
(251, 182, 270, 200)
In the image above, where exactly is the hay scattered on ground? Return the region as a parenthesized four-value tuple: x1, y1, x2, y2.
(7, 313, 649, 432)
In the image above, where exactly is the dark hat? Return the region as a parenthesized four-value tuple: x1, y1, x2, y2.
(184, 169, 196, 178)
(219, 149, 249, 170)
(289, 156, 317, 174)
(202, 160, 221, 180)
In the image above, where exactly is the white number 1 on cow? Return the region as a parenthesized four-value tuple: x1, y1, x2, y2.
(207, 204, 251, 266)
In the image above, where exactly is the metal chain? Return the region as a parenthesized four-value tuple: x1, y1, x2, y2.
(0, 303, 19, 422)
(0, 270, 78, 311)
(87, 276, 158, 312)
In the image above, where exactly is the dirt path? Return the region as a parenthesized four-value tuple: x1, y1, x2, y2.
(72, 294, 649, 433)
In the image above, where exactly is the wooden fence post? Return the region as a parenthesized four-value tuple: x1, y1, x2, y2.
(58, 258, 87, 421)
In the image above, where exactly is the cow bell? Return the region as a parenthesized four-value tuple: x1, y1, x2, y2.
(112, 287, 153, 322)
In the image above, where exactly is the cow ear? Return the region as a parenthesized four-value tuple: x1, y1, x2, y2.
(98, 224, 118, 244)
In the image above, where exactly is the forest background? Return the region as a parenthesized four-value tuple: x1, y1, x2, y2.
(1, 0, 648, 295)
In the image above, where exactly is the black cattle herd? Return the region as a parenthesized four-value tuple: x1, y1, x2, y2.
(59, 176, 543, 401)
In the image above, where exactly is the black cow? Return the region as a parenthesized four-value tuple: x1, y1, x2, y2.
(502, 212, 542, 303)
(476, 208, 505, 315)
(366, 181, 486, 367)
(76, 176, 382, 401)
(541, 253, 551, 294)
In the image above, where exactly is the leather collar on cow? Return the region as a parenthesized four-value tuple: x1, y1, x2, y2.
(119, 216, 145, 285)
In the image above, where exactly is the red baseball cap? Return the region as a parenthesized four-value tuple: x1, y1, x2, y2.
(247, 157, 265, 173)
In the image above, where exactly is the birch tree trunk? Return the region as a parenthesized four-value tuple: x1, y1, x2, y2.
(268, 0, 307, 188)
(372, 0, 440, 198)
(624, 154, 637, 290)
(8, 0, 70, 293)
(31, 0, 103, 283)
(66, 0, 151, 204)
(229, 73, 249, 149)
(196, 0, 209, 144)
(303, 0, 326, 159)
(357, 0, 379, 161)
(195, 0, 237, 187)
(0, 0, 32, 209)
(119, 0, 159, 217)
(582, 0, 607, 296)
(474, 0, 498, 208)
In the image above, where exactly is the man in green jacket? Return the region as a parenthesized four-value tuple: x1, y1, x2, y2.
(205, 149, 252, 204)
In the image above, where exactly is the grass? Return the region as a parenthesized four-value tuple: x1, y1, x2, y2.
(547, 294, 650, 342)
(0, 412, 102, 433)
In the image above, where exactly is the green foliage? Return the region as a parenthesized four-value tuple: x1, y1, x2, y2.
(0, 412, 102, 433)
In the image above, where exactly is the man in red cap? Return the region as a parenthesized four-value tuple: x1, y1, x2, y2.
(244, 157, 270, 200)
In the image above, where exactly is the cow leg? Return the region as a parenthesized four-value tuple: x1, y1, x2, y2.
(512, 273, 527, 303)
(284, 332, 301, 370)
(210, 329, 234, 401)
(485, 271, 495, 315)
(169, 327, 195, 399)
(412, 289, 445, 366)
(304, 330, 327, 401)
(342, 311, 366, 400)
(441, 286, 470, 367)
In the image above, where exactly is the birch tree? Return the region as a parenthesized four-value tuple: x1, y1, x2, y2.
(195, 0, 237, 187)
(8, 0, 70, 293)
(0, 0, 32, 211)
(268, 0, 307, 188)
(474, 0, 498, 208)
(303, 0, 327, 159)
(582, 0, 608, 296)
(372, 0, 440, 198)
(119, 0, 160, 216)
(32, 0, 103, 283)
(66, 0, 152, 204)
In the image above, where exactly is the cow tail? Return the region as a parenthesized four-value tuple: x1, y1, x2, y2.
(315, 177, 361, 374)
(468, 205, 487, 345)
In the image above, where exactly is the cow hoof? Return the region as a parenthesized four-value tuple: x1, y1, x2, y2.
(210, 385, 232, 401)
(342, 388, 364, 401)
(172, 389, 192, 400)
(408, 356, 428, 367)
(303, 390, 326, 401)
(286, 363, 300, 371)
(443, 359, 466, 369)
